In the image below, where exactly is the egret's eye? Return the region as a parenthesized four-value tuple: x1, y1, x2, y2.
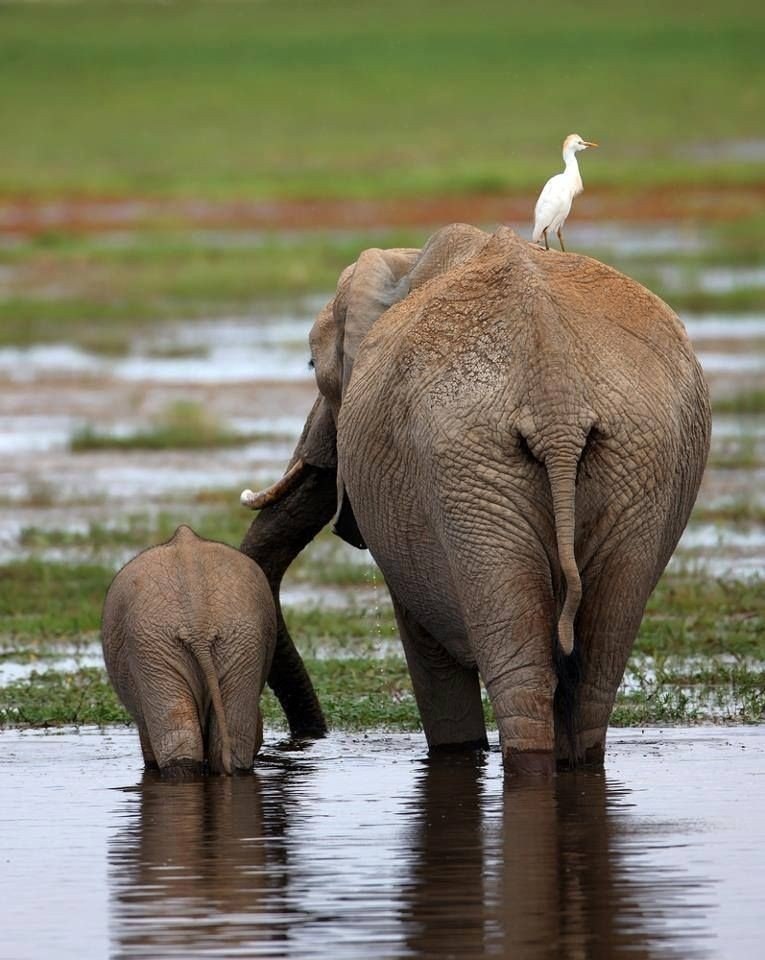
(308, 357, 315, 370)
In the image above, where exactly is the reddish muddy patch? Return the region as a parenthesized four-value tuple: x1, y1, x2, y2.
(1, 184, 764, 236)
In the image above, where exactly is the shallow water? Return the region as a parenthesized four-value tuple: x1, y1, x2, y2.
(1, 727, 763, 960)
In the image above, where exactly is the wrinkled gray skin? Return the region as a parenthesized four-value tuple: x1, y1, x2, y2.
(243, 224, 710, 776)
(102, 525, 276, 775)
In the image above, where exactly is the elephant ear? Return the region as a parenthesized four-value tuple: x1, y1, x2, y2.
(340, 247, 419, 395)
(407, 223, 490, 292)
(325, 248, 418, 548)
(295, 394, 337, 470)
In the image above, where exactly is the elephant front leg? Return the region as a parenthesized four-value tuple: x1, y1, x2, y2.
(391, 595, 488, 753)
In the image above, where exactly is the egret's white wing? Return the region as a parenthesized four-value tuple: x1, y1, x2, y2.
(532, 173, 571, 241)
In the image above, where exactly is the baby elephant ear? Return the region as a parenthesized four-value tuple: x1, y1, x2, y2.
(341, 247, 419, 394)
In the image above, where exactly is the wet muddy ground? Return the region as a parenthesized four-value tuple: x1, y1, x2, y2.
(1, 727, 763, 960)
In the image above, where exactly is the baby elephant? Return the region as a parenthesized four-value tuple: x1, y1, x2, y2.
(102, 525, 276, 776)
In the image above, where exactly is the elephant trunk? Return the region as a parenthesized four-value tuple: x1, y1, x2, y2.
(544, 451, 583, 657)
(241, 458, 307, 510)
(241, 463, 337, 738)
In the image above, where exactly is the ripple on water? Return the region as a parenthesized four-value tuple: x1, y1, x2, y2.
(0, 728, 763, 960)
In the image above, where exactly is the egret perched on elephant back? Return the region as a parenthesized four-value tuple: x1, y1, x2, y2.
(240, 223, 710, 778)
(532, 134, 598, 251)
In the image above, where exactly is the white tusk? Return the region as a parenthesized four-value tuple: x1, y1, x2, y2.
(239, 458, 307, 510)
(240, 489, 258, 507)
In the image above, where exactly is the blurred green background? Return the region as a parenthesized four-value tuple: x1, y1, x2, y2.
(1, 0, 763, 198)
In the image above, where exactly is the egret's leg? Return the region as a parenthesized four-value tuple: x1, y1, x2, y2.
(542, 228, 549, 251)
(557, 228, 566, 252)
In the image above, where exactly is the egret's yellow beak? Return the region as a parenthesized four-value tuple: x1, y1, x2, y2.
(583, 140, 599, 148)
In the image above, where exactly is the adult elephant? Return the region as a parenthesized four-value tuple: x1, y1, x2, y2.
(242, 224, 710, 776)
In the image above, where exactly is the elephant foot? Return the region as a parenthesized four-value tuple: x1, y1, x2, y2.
(581, 740, 606, 767)
(428, 736, 490, 756)
(231, 765, 255, 776)
(160, 758, 206, 779)
(575, 728, 606, 768)
(555, 738, 606, 770)
(503, 749, 556, 779)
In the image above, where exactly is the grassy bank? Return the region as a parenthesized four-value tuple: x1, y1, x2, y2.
(0, 1, 764, 199)
(2, 223, 765, 355)
(0, 555, 762, 728)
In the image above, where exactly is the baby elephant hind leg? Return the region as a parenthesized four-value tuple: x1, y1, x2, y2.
(204, 626, 272, 774)
(140, 680, 205, 777)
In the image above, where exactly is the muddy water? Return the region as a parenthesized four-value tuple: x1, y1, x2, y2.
(1, 727, 763, 960)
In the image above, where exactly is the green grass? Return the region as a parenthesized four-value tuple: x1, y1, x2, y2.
(611, 661, 764, 725)
(715, 390, 765, 415)
(70, 401, 259, 452)
(0, 1, 763, 199)
(2, 221, 765, 357)
(0, 558, 762, 728)
(663, 288, 765, 313)
(0, 229, 421, 350)
(1, 648, 761, 730)
(707, 435, 763, 470)
(18, 511, 247, 553)
(0, 668, 128, 727)
(14, 515, 380, 586)
(691, 499, 765, 526)
(638, 575, 764, 658)
(0, 560, 113, 640)
(0, 659, 421, 730)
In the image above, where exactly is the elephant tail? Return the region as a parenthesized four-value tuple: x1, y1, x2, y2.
(184, 634, 233, 775)
(544, 451, 582, 657)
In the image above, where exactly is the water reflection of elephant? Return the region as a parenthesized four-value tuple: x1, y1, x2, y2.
(399, 756, 689, 960)
(108, 771, 293, 959)
(109, 752, 706, 959)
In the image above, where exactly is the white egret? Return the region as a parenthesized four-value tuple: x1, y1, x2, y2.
(532, 134, 598, 252)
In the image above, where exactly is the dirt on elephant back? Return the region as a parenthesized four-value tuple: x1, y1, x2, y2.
(1, 184, 764, 235)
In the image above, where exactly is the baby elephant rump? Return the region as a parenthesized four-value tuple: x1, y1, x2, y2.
(101, 525, 276, 775)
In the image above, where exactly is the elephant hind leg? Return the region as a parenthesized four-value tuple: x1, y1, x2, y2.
(555, 549, 660, 768)
(553, 641, 583, 769)
(466, 581, 559, 777)
(137, 722, 159, 770)
(140, 683, 205, 775)
(392, 595, 488, 753)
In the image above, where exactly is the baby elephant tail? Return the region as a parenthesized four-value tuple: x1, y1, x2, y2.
(184, 634, 233, 775)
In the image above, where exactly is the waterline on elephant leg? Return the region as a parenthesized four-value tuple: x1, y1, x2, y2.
(502, 749, 556, 779)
